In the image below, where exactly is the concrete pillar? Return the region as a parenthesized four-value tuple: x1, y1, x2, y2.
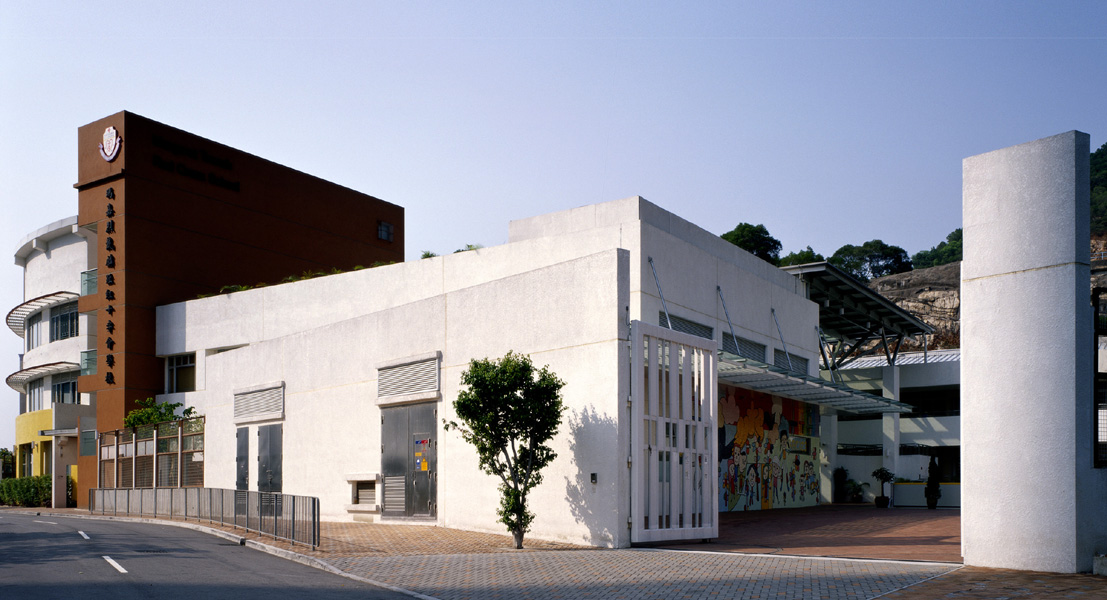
(880, 365, 900, 502)
(820, 411, 838, 503)
(962, 131, 1107, 573)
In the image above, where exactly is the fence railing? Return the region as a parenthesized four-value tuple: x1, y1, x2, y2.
(88, 487, 320, 549)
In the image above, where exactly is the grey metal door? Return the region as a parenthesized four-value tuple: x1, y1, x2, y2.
(236, 428, 249, 491)
(381, 403, 436, 517)
(257, 424, 282, 493)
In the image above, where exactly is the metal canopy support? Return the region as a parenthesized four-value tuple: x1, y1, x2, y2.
(770, 308, 794, 372)
(717, 286, 738, 351)
(816, 326, 839, 383)
(647, 257, 672, 330)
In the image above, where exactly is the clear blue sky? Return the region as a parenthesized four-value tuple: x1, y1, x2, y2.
(1, 2, 1105, 449)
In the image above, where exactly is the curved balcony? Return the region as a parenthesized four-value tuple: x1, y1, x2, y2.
(5, 291, 79, 337)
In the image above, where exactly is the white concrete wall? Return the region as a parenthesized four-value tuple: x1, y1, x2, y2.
(169, 249, 631, 547)
(19, 223, 88, 301)
(962, 131, 1106, 573)
(900, 416, 960, 447)
(156, 196, 818, 548)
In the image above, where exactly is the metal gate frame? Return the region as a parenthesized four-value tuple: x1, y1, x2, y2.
(630, 320, 718, 543)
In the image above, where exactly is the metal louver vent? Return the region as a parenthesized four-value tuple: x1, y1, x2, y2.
(383, 476, 405, 513)
(773, 349, 809, 375)
(379, 358, 439, 398)
(723, 334, 767, 362)
(658, 312, 714, 340)
(234, 385, 284, 422)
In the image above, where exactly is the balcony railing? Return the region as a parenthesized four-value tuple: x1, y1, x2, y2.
(80, 269, 98, 296)
(80, 350, 97, 376)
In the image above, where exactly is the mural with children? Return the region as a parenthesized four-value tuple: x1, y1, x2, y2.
(718, 385, 821, 511)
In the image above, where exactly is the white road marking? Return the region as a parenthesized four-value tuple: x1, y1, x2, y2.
(103, 556, 127, 573)
(33, 520, 57, 525)
(79, 531, 90, 539)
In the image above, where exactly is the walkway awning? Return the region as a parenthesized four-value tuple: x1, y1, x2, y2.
(781, 262, 932, 341)
(718, 352, 912, 415)
(6, 291, 79, 337)
(40, 428, 78, 437)
(5, 361, 79, 394)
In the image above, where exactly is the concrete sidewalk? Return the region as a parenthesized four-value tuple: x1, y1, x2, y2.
(5, 505, 1104, 599)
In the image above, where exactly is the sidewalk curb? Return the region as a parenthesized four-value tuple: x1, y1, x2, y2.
(243, 539, 440, 600)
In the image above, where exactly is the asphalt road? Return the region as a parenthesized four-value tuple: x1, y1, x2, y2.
(0, 513, 410, 599)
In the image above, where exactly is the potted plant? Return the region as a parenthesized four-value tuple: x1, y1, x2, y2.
(871, 467, 895, 508)
(924, 456, 942, 510)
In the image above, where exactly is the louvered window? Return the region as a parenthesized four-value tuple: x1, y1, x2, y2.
(722, 333, 767, 362)
(657, 312, 713, 340)
(773, 349, 809, 375)
(378, 357, 439, 398)
(234, 383, 284, 423)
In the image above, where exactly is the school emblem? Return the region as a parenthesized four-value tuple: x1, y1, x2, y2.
(99, 126, 122, 162)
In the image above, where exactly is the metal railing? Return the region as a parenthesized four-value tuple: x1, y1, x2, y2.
(88, 487, 320, 549)
(80, 269, 98, 296)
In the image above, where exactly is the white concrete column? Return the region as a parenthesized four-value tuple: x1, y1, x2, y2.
(819, 411, 838, 504)
(879, 365, 901, 503)
(962, 131, 1107, 573)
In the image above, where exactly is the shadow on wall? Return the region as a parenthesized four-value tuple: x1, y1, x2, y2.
(563, 406, 617, 547)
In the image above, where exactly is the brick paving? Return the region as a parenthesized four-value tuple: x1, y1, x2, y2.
(6, 506, 1105, 599)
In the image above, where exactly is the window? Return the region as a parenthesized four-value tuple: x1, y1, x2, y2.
(51, 372, 78, 405)
(27, 379, 44, 412)
(49, 302, 79, 342)
(167, 353, 196, 393)
(25, 312, 42, 351)
(378, 221, 394, 242)
(773, 349, 809, 375)
(79, 430, 97, 457)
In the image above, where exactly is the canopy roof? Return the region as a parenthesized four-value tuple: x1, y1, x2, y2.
(781, 262, 932, 341)
(5, 361, 79, 394)
(6, 291, 79, 338)
(718, 352, 912, 415)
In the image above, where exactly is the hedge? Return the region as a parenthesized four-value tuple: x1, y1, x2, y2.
(0, 475, 52, 507)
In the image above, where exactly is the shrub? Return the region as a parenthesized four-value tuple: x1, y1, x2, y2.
(0, 475, 52, 507)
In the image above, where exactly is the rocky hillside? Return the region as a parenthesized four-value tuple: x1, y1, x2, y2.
(869, 262, 961, 349)
(868, 252, 1107, 351)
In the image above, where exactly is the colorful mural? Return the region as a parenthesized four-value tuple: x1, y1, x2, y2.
(718, 385, 821, 511)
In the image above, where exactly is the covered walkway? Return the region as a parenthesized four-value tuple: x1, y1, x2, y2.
(660, 504, 962, 563)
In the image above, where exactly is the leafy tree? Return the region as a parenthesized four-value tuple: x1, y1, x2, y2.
(454, 243, 484, 253)
(123, 397, 197, 429)
(0, 448, 13, 479)
(778, 246, 824, 267)
(1092, 142, 1107, 236)
(444, 351, 565, 549)
(721, 223, 782, 265)
(420, 250, 438, 259)
(912, 229, 962, 269)
(829, 240, 912, 281)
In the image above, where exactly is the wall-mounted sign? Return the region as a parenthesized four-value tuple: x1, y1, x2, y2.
(99, 127, 122, 162)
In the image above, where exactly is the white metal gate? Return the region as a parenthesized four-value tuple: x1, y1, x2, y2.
(630, 321, 718, 543)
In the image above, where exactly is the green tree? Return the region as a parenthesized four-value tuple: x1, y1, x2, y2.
(721, 223, 782, 265)
(912, 228, 963, 269)
(420, 250, 439, 259)
(444, 351, 565, 549)
(830, 240, 912, 281)
(1092, 142, 1107, 236)
(778, 246, 824, 267)
(123, 397, 197, 429)
(454, 243, 484, 253)
(0, 448, 14, 479)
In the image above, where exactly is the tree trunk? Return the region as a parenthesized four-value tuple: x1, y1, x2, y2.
(513, 529, 524, 549)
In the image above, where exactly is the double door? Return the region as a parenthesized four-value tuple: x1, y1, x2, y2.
(381, 403, 436, 517)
